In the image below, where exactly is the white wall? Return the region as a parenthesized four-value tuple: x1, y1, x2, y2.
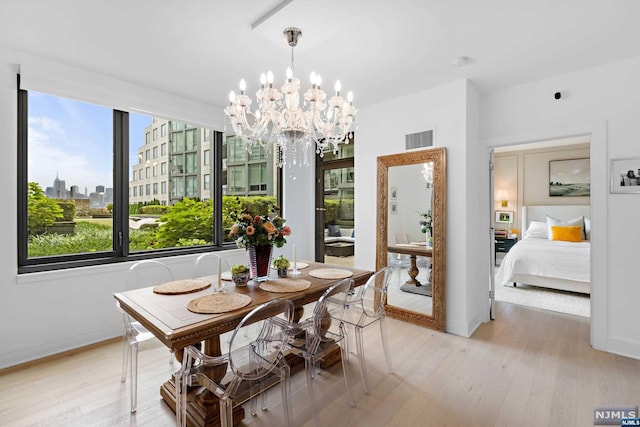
(481, 56, 640, 359)
(0, 48, 247, 368)
(387, 163, 432, 243)
(354, 79, 486, 336)
(3, 46, 639, 367)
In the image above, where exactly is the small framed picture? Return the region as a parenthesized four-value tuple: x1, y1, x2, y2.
(495, 211, 513, 223)
(611, 158, 640, 194)
(390, 201, 397, 214)
(390, 187, 398, 200)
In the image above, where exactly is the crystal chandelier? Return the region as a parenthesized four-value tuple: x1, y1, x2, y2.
(224, 27, 358, 168)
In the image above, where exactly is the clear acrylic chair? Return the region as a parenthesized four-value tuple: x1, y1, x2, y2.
(119, 259, 175, 413)
(285, 278, 356, 426)
(176, 299, 294, 427)
(338, 267, 393, 395)
(193, 252, 229, 292)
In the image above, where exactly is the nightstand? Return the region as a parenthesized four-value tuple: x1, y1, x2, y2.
(495, 236, 518, 254)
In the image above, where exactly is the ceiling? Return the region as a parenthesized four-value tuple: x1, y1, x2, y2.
(2, 0, 640, 110)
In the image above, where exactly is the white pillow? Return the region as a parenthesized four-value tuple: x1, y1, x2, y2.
(546, 215, 585, 240)
(584, 217, 591, 241)
(524, 221, 548, 239)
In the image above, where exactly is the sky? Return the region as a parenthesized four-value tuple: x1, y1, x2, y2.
(28, 91, 151, 194)
(549, 159, 590, 185)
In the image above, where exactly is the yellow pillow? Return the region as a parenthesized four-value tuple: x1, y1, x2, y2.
(551, 225, 583, 242)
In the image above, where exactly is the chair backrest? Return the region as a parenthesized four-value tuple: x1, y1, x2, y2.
(193, 252, 229, 279)
(358, 267, 392, 317)
(126, 260, 174, 290)
(394, 233, 409, 244)
(313, 278, 354, 341)
(228, 299, 294, 381)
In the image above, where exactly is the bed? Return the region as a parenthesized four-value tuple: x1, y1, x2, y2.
(495, 205, 591, 294)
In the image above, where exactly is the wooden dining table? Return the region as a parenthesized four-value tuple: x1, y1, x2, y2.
(113, 260, 372, 427)
(388, 244, 433, 296)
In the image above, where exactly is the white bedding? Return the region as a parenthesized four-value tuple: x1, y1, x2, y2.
(495, 238, 590, 287)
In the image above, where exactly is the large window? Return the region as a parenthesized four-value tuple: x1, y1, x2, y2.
(18, 88, 281, 273)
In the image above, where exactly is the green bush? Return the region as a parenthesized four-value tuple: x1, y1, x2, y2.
(28, 182, 64, 234)
(141, 205, 170, 215)
(28, 221, 160, 256)
(324, 199, 339, 225)
(222, 195, 278, 231)
(154, 198, 214, 247)
(129, 199, 161, 215)
(55, 199, 76, 221)
(88, 208, 112, 217)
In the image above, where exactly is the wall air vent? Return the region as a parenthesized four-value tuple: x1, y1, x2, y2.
(405, 130, 433, 150)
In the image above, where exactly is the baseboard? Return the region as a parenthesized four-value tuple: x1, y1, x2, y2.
(605, 336, 640, 361)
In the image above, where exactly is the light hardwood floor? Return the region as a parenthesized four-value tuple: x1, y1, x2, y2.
(2, 302, 639, 427)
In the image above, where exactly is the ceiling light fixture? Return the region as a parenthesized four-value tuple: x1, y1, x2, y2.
(224, 27, 358, 168)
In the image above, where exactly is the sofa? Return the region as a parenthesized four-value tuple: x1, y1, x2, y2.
(324, 225, 355, 257)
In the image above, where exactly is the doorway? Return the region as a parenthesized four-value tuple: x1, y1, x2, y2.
(490, 136, 591, 318)
(314, 137, 355, 267)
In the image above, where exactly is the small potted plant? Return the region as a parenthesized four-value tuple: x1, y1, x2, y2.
(272, 255, 290, 278)
(230, 264, 250, 287)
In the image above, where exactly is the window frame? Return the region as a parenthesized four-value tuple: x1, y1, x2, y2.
(16, 85, 269, 274)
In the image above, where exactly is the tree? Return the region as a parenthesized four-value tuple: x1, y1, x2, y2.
(154, 198, 214, 247)
(28, 182, 63, 233)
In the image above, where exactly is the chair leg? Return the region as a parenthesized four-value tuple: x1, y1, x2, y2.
(121, 334, 129, 383)
(339, 335, 356, 408)
(354, 326, 371, 395)
(379, 317, 394, 373)
(249, 379, 260, 416)
(220, 397, 234, 427)
(305, 358, 320, 427)
(130, 342, 139, 413)
(175, 370, 183, 427)
(281, 365, 293, 427)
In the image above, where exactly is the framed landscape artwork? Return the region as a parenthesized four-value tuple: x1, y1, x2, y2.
(611, 157, 640, 194)
(549, 158, 590, 197)
(495, 211, 513, 223)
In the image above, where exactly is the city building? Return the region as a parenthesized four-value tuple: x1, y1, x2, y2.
(129, 119, 276, 206)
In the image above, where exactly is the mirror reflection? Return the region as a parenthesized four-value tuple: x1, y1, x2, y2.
(376, 147, 445, 331)
(386, 162, 434, 316)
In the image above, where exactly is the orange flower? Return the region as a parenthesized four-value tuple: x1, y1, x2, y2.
(245, 225, 255, 236)
(229, 225, 239, 237)
(263, 222, 276, 234)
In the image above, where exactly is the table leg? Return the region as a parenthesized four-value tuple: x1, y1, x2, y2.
(405, 255, 422, 286)
(160, 335, 244, 427)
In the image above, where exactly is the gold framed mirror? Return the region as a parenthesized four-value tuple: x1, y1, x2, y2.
(376, 148, 446, 331)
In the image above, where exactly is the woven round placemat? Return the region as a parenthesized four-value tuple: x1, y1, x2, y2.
(221, 271, 232, 281)
(259, 278, 311, 293)
(308, 268, 354, 280)
(187, 293, 252, 314)
(153, 279, 211, 295)
(288, 262, 309, 270)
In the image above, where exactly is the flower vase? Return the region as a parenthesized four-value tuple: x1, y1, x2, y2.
(249, 245, 273, 282)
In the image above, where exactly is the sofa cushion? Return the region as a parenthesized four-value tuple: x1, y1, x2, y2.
(339, 228, 353, 238)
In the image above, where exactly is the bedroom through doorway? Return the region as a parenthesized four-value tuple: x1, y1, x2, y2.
(491, 136, 591, 318)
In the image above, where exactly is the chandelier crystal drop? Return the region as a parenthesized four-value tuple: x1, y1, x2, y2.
(224, 27, 358, 168)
